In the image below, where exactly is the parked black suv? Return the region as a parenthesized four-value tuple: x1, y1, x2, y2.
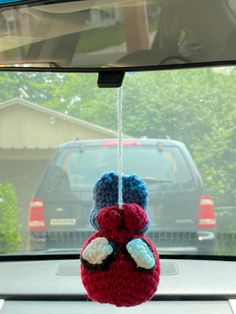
(28, 138, 216, 254)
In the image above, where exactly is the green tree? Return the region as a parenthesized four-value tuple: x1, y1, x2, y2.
(121, 68, 236, 203)
(0, 183, 21, 253)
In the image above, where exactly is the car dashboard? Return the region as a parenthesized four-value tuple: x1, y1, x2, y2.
(0, 258, 235, 314)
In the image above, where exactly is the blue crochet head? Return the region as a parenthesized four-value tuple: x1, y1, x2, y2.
(89, 172, 149, 233)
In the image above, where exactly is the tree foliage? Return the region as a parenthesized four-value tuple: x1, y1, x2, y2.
(0, 183, 22, 253)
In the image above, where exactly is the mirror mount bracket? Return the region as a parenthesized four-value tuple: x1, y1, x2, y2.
(97, 71, 125, 88)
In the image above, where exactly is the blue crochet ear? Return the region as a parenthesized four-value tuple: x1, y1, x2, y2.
(89, 172, 149, 233)
(89, 172, 118, 230)
(123, 174, 148, 209)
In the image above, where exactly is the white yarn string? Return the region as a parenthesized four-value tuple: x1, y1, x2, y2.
(117, 86, 123, 209)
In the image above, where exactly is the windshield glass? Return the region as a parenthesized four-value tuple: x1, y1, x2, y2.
(49, 145, 193, 188)
(0, 67, 235, 256)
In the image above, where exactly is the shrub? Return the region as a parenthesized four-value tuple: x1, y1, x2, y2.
(0, 183, 22, 253)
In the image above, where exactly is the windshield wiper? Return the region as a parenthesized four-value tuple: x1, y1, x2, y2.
(142, 177, 173, 183)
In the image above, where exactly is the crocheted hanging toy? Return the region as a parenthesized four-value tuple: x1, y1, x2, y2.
(80, 172, 160, 307)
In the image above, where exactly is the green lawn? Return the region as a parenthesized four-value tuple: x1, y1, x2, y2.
(76, 24, 125, 54)
(76, 20, 158, 54)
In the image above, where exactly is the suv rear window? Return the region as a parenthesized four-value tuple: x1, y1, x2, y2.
(45, 145, 194, 192)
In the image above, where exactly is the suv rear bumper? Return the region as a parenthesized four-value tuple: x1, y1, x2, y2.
(147, 230, 215, 255)
(29, 230, 215, 254)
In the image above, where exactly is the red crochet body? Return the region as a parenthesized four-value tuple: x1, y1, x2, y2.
(81, 203, 160, 307)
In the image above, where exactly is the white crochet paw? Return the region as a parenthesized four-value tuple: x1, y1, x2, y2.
(82, 237, 114, 265)
(126, 238, 155, 270)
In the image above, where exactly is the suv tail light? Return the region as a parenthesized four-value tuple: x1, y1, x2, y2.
(28, 198, 47, 230)
(198, 196, 216, 229)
